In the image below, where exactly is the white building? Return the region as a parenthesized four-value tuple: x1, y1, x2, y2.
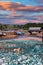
(28, 27, 41, 34)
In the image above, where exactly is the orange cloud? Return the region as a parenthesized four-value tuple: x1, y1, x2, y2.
(0, 2, 43, 12)
(0, 2, 22, 10)
(0, 2, 10, 10)
(11, 11, 16, 16)
(16, 5, 33, 10)
(34, 6, 43, 11)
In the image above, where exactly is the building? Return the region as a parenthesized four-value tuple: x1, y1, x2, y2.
(28, 27, 41, 34)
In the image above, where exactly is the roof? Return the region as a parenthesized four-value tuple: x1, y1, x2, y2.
(2, 30, 14, 32)
(16, 31, 24, 35)
(28, 27, 41, 31)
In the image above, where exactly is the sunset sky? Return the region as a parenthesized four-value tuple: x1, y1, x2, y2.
(0, 0, 43, 25)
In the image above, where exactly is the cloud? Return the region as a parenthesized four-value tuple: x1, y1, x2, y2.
(0, 15, 43, 24)
(0, 2, 23, 10)
(10, 16, 43, 24)
(6, 14, 23, 18)
(12, 19, 29, 25)
(34, 0, 43, 4)
(0, 2, 43, 24)
(0, 2, 43, 12)
(30, 20, 41, 23)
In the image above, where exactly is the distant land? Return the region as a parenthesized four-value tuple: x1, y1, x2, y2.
(0, 23, 43, 30)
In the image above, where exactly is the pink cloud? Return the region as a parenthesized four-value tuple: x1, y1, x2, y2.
(11, 18, 42, 24)
(12, 19, 29, 25)
(30, 20, 41, 23)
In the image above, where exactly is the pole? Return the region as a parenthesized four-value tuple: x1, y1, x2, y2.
(41, 27, 43, 42)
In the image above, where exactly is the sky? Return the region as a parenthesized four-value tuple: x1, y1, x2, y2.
(0, 0, 43, 25)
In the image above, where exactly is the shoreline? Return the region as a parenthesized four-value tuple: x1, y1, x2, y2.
(0, 36, 42, 42)
(15, 36, 42, 42)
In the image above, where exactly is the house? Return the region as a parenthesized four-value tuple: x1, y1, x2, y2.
(28, 27, 41, 34)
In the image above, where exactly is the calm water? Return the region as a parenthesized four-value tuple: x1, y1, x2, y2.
(0, 40, 43, 65)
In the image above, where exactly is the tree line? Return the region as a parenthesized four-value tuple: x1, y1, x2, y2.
(0, 23, 43, 30)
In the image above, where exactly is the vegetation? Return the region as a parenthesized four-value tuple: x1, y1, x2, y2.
(0, 23, 43, 30)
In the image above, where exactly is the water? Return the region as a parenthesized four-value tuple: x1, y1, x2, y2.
(0, 40, 43, 65)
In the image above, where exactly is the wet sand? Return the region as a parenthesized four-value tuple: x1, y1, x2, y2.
(0, 30, 42, 42)
(15, 36, 42, 41)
